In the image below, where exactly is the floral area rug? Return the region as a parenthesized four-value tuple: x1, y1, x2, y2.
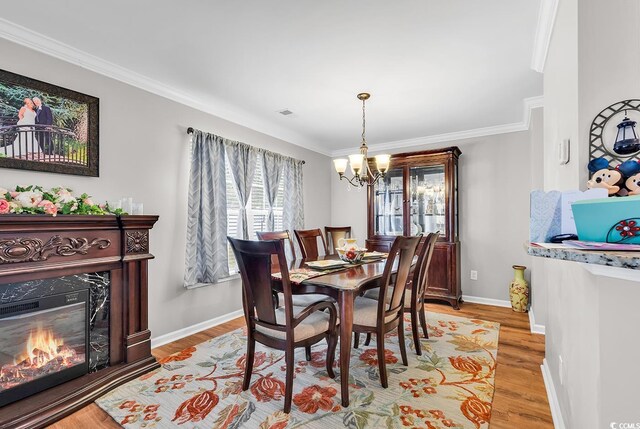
(96, 313, 499, 429)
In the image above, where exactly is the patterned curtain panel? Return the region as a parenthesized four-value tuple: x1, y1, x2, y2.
(184, 130, 229, 288)
(283, 159, 305, 259)
(261, 151, 285, 231)
(225, 141, 258, 239)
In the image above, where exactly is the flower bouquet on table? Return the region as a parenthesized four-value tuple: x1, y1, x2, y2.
(0, 185, 125, 217)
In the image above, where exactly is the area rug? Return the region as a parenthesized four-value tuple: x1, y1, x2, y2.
(96, 313, 499, 428)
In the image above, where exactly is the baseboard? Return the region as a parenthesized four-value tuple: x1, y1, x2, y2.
(529, 308, 546, 335)
(541, 358, 566, 429)
(461, 295, 511, 308)
(150, 309, 244, 349)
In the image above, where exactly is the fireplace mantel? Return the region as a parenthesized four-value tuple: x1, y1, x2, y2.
(0, 215, 159, 429)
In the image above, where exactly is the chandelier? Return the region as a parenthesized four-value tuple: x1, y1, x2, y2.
(333, 93, 391, 187)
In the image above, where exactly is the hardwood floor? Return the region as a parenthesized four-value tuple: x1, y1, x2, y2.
(430, 303, 553, 429)
(49, 303, 552, 428)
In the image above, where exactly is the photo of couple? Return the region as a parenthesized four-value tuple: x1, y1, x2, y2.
(0, 68, 98, 176)
(2, 96, 54, 159)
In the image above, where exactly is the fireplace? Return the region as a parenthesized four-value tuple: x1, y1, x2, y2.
(0, 290, 90, 406)
(0, 215, 158, 429)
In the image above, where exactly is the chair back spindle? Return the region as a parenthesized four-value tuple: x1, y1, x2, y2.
(412, 232, 440, 301)
(324, 226, 352, 255)
(378, 235, 422, 318)
(294, 228, 328, 259)
(256, 230, 296, 265)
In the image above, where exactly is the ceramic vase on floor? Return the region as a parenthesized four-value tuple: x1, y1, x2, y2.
(509, 265, 529, 312)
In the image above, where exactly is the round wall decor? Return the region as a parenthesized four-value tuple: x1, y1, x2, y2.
(589, 99, 640, 167)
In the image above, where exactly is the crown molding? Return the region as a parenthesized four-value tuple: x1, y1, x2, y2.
(331, 96, 544, 157)
(531, 0, 560, 73)
(0, 17, 543, 160)
(0, 18, 332, 157)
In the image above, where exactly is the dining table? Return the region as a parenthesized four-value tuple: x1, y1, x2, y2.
(271, 253, 406, 407)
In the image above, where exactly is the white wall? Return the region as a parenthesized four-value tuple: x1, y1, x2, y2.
(541, 0, 640, 426)
(331, 111, 542, 304)
(541, 260, 600, 427)
(579, 3, 640, 426)
(597, 275, 640, 426)
(577, 0, 640, 187)
(528, 108, 547, 327)
(0, 38, 332, 338)
(543, 0, 580, 192)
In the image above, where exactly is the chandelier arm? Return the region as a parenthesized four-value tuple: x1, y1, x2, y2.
(339, 173, 366, 187)
(368, 171, 383, 187)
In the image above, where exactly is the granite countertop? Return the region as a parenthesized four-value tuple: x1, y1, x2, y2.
(526, 243, 640, 270)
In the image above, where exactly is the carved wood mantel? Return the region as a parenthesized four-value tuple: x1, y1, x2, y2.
(0, 215, 159, 429)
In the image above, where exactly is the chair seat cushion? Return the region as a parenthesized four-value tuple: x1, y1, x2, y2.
(256, 306, 331, 341)
(363, 288, 413, 308)
(277, 293, 333, 308)
(353, 297, 397, 327)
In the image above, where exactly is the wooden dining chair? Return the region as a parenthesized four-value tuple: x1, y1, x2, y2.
(324, 226, 352, 255)
(257, 230, 332, 315)
(361, 232, 439, 355)
(294, 228, 328, 259)
(228, 237, 338, 413)
(351, 235, 421, 388)
(256, 230, 296, 260)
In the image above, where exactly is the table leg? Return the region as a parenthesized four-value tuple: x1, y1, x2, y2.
(339, 290, 354, 407)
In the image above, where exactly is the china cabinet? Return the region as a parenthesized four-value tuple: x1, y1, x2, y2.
(366, 147, 461, 309)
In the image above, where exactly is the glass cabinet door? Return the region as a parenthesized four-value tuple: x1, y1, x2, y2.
(408, 165, 446, 237)
(373, 167, 404, 236)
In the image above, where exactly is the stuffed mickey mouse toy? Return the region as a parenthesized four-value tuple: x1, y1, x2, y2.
(587, 157, 640, 196)
(626, 173, 640, 195)
(587, 168, 623, 195)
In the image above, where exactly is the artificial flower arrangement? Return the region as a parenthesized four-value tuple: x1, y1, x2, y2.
(0, 185, 124, 217)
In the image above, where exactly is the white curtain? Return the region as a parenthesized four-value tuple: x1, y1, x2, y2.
(225, 141, 258, 239)
(184, 130, 229, 288)
(261, 151, 285, 231)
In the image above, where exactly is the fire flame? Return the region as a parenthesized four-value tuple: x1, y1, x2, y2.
(14, 325, 66, 368)
(1, 325, 83, 391)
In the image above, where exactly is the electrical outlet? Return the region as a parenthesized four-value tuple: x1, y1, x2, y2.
(470, 270, 478, 280)
(559, 355, 564, 385)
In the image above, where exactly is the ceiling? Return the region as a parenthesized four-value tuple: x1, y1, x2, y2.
(0, 0, 543, 156)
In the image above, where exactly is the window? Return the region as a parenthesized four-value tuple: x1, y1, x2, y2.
(226, 157, 285, 273)
(185, 131, 304, 289)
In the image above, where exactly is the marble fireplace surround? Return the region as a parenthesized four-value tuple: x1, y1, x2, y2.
(0, 215, 158, 429)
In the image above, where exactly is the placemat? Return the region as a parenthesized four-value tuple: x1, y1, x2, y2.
(271, 266, 347, 284)
(271, 256, 387, 285)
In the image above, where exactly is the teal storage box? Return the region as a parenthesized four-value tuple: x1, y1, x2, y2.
(572, 195, 640, 244)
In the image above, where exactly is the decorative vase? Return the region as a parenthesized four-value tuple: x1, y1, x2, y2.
(509, 265, 529, 313)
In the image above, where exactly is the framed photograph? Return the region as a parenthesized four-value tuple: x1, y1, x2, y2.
(0, 69, 99, 177)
